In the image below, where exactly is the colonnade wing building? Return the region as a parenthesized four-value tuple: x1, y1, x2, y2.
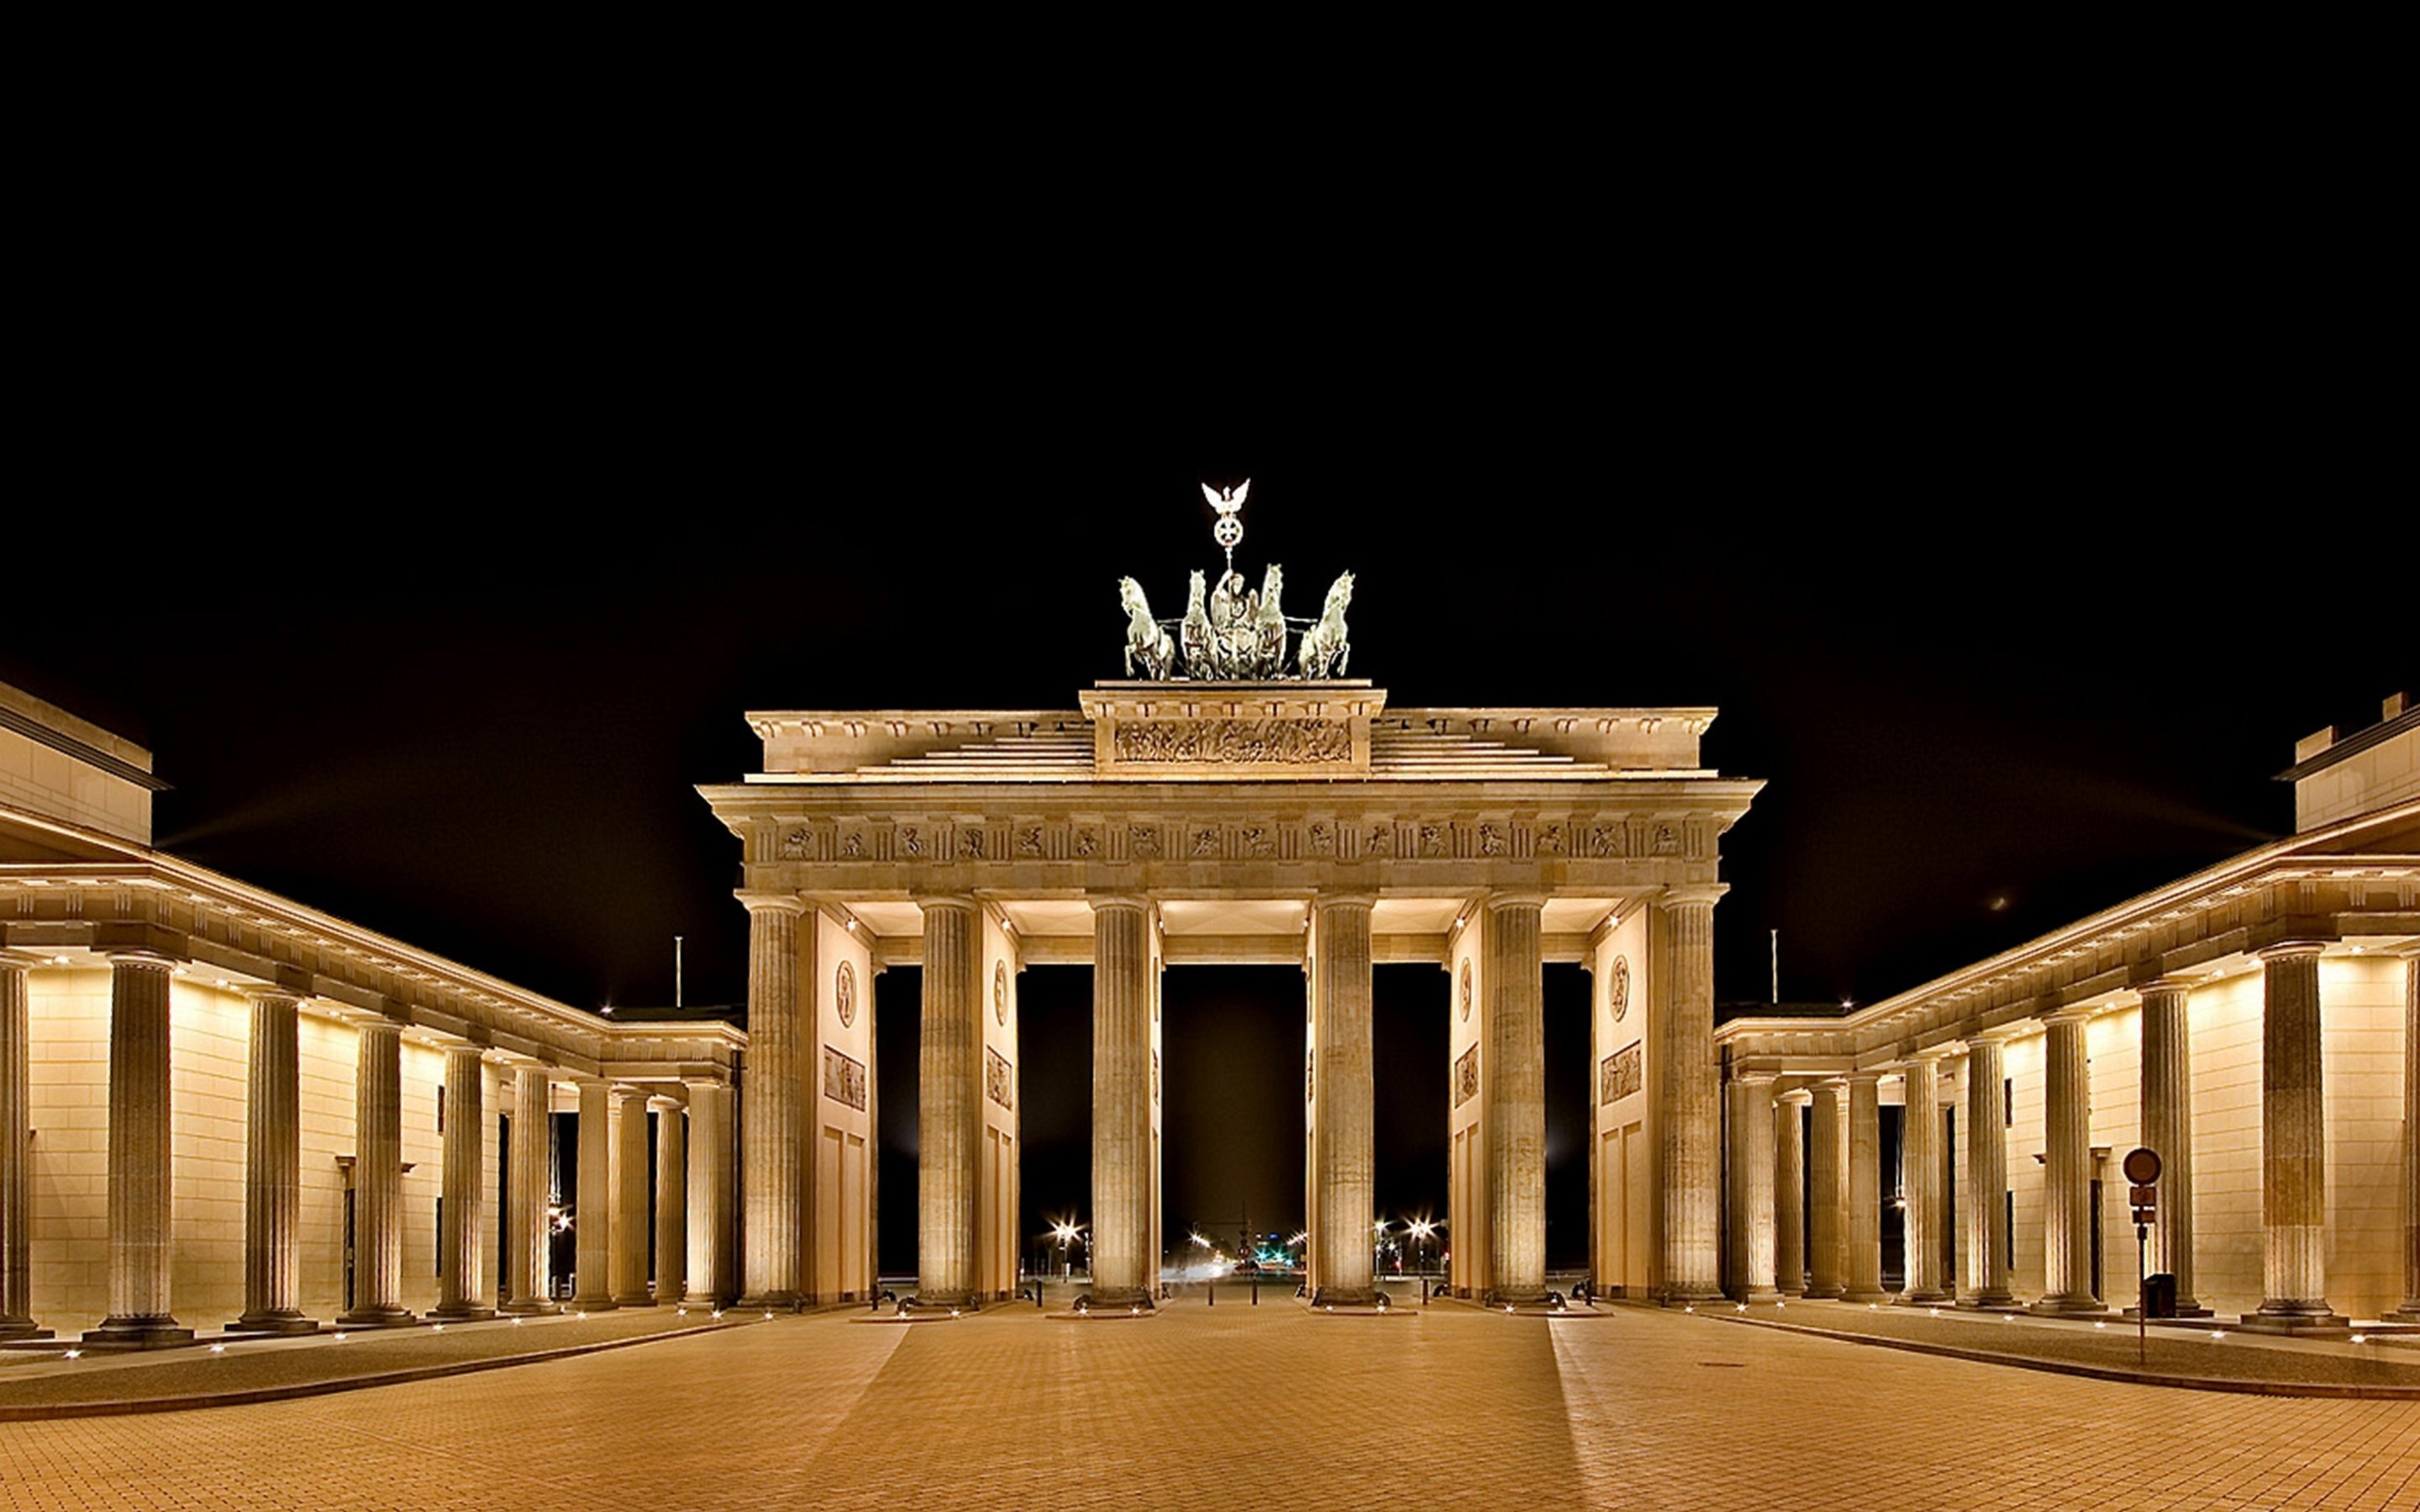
(698, 681, 1761, 1308)
(0, 681, 741, 1346)
(1717, 695, 2420, 1328)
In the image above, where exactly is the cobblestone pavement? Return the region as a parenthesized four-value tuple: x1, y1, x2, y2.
(3, 1299, 2416, 1510)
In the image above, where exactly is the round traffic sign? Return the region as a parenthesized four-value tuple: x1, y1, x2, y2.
(2123, 1147, 2162, 1184)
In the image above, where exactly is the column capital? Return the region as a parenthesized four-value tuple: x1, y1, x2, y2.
(1777, 1086, 1813, 1108)
(1967, 1021, 2025, 1045)
(103, 950, 178, 972)
(239, 985, 308, 1009)
(680, 1073, 731, 1092)
(2255, 940, 2328, 962)
(1843, 1068, 1883, 1087)
(1312, 891, 1377, 913)
(2134, 977, 2196, 999)
(1083, 892, 1152, 914)
(915, 892, 980, 914)
(1910, 1041, 1965, 1063)
(0, 948, 47, 970)
(647, 1092, 687, 1113)
(1484, 891, 1547, 913)
(734, 890, 807, 917)
(2039, 1004, 2097, 1026)
(1660, 884, 1728, 910)
(1733, 1069, 1778, 1088)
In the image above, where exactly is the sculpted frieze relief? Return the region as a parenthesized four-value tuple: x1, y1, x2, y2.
(746, 810, 1723, 874)
(1110, 717, 1353, 765)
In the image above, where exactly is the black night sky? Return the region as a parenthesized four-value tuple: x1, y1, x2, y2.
(6, 270, 2407, 1273)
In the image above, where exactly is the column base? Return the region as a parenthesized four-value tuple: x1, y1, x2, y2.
(1309, 1287, 1378, 1309)
(1802, 1284, 1845, 1300)
(1777, 1286, 1807, 1300)
(2028, 1294, 2109, 1318)
(734, 1291, 798, 1312)
(566, 1297, 619, 1314)
(2240, 1305, 2349, 1335)
(429, 1303, 496, 1322)
(498, 1298, 560, 1316)
(2391, 1305, 2420, 1324)
(226, 1310, 320, 1336)
(1959, 1291, 2018, 1310)
(1076, 1287, 1150, 1311)
(1844, 1290, 1892, 1305)
(680, 1291, 728, 1310)
(613, 1293, 655, 1310)
(1897, 1289, 1955, 1307)
(1736, 1288, 1783, 1304)
(82, 1317, 194, 1350)
(334, 1305, 419, 1327)
(0, 1321, 54, 1341)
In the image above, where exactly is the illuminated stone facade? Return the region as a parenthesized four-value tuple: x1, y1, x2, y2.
(702, 680, 1761, 1307)
(0, 683, 741, 1346)
(1718, 695, 2420, 1328)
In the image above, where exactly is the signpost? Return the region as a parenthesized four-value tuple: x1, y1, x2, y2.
(2123, 1147, 2162, 1366)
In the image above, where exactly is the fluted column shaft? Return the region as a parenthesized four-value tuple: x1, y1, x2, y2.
(339, 1021, 411, 1324)
(655, 1098, 687, 1305)
(2399, 957, 2420, 1320)
(2254, 944, 2338, 1325)
(0, 958, 40, 1339)
(1775, 1089, 1808, 1298)
(1963, 1032, 2014, 1306)
(1846, 1073, 1885, 1301)
(2033, 1011, 2099, 1313)
(572, 1080, 617, 1309)
(1488, 895, 1547, 1303)
(1901, 1057, 1949, 1303)
(612, 1087, 651, 1305)
(1659, 893, 1722, 1303)
(434, 1047, 490, 1320)
(1807, 1081, 1846, 1298)
(921, 897, 981, 1306)
(2138, 981, 2199, 1312)
(234, 992, 312, 1331)
(739, 894, 804, 1309)
(1728, 1074, 1777, 1300)
(90, 955, 187, 1344)
(684, 1082, 731, 1305)
(1090, 898, 1152, 1306)
(1312, 897, 1376, 1306)
(502, 1064, 556, 1314)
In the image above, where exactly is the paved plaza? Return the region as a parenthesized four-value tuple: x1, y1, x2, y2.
(4, 1300, 2418, 1510)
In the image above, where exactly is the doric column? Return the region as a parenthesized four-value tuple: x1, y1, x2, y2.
(2032, 1008, 2102, 1315)
(1312, 895, 1376, 1307)
(1775, 1088, 1809, 1298)
(654, 1095, 687, 1306)
(2137, 979, 2202, 1315)
(87, 953, 190, 1347)
(0, 954, 46, 1341)
(1658, 889, 1723, 1304)
(2397, 955, 2420, 1321)
(231, 990, 313, 1332)
(610, 1086, 651, 1306)
(684, 1080, 732, 1306)
(432, 1046, 491, 1320)
(1488, 894, 1548, 1305)
(1845, 1072, 1886, 1302)
(2248, 942, 2343, 1330)
(1807, 1079, 1846, 1299)
(1899, 1053, 1952, 1304)
(501, 1063, 557, 1315)
(1088, 895, 1152, 1308)
(1727, 1072, 1778, 1301)
(571, 1079, 618, 1310)
(737, 892, 804, 1310)
(1962, 1028, 2015, 1307)
(920, 895, 981, 1308)
(338, 1019, 413, 1325)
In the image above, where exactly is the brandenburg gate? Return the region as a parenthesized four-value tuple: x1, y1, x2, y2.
(698, 488, 1761, 1310)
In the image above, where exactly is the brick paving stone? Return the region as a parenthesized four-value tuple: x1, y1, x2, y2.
(0, 1299, 2412, 1510)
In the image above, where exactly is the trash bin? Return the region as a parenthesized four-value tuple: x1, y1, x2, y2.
(2143, 1273, 2178, 1320)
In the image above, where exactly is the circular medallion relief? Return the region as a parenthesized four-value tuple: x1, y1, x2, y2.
(1460, 959, 1473, 1021)
(835, 960, 857, 1028)
(994, 960, 1009, 1025)
(1610, 955, 1631, 1022)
